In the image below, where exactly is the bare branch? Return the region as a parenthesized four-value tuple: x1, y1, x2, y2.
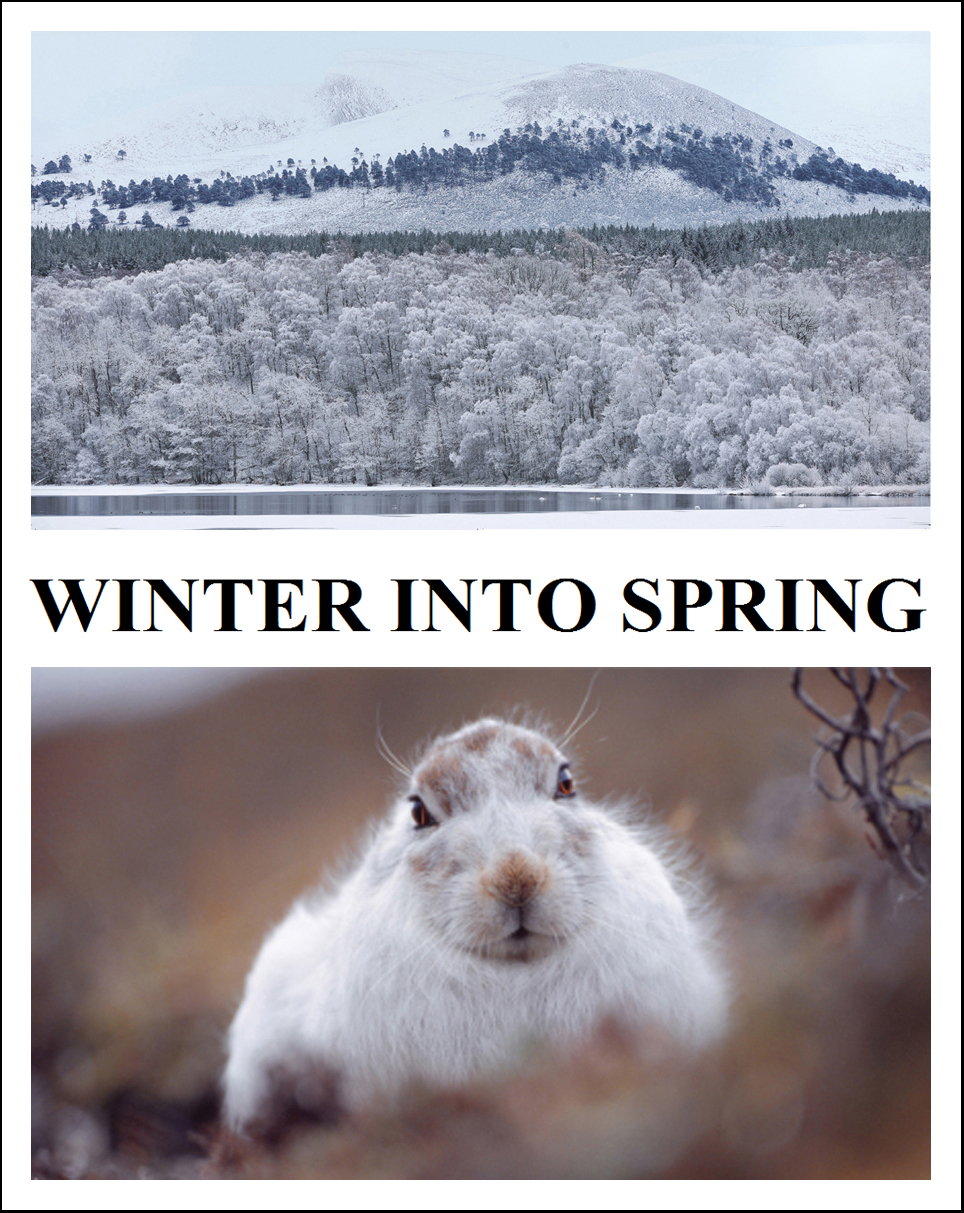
(792, 669, 930, 888)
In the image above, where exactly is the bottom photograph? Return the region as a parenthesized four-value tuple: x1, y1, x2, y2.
(31, 667, 931, 1181)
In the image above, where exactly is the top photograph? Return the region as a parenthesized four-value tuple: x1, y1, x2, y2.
(29, 30, 931, 530)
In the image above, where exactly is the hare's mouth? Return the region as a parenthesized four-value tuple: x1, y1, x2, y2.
(470, 927, 559, 964)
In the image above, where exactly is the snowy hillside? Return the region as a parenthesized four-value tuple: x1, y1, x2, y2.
(32, 50, 552, 173)
(329, 49, 553, 111)
(617, 43, 930, 187)
(32, 55, 929, 236)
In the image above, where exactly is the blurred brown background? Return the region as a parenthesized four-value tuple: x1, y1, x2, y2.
(31, 667, 930, 1179)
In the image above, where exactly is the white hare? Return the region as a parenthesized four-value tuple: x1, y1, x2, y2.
(223, 718, 728, 1132)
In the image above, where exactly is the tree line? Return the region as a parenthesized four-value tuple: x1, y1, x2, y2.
(32, 210, 930, 279)
(32, 117, 929, 226)
(32, 239, 929, 490)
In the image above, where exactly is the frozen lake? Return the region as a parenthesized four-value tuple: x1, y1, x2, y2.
(31, 487, 928, 521)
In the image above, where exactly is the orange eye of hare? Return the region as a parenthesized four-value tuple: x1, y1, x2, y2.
(556, 765, 575, 798)
(410, 797, 436, 829)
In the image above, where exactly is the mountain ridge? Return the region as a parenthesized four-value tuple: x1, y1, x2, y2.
(31, 58, 929, 236)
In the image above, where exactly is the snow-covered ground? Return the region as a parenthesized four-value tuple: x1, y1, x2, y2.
(32, 163, 927, 238)
(30, 506, 930, 530)
(32, 59, 928, 237)
(616, 44, 929, 187)
(35, 62, 822, 188)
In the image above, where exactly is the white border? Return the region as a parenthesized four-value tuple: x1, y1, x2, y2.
(4, 4, 961, 1208)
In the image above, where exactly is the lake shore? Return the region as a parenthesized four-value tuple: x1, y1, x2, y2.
(31, 483, 929, 497)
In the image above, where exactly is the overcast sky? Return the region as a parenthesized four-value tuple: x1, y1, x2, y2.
(31, 29, 930, 152)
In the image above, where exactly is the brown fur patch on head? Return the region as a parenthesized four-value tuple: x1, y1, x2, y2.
(460, 724, 499, 754)
(483, 852, 549, 908)
(511, 735, 556, 761)
(509, 734, 557, 791)
(415, 749, 469, 816)
(408, 848, 461, 887)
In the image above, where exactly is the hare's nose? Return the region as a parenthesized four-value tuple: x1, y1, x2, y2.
(484, 851, 548, 908)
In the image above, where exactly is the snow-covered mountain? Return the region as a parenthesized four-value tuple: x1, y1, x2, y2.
(32, 54, 929, 236)
(34, 51, 552, 169)
(616, 43, 930, 187)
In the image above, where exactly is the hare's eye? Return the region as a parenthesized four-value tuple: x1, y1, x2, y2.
(410, 797, 437, 829)
(556, 765, 575, 798)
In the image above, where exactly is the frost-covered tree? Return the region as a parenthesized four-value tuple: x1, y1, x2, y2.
(30, 244, 930, 488)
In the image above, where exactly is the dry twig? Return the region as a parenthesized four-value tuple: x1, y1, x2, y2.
(792, 669, 930, 887)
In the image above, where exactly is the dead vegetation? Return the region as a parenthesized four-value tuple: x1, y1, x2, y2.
(30, 668, 931, 1180)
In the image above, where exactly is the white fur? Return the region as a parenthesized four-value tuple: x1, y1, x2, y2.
(223, 718, 728, 1130)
